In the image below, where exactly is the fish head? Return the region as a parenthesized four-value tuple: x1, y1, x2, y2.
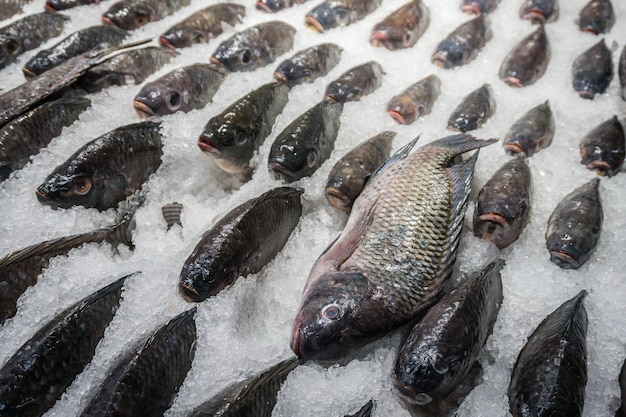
(45, 0, 81, 11)
(256, 0, 291, 13)
(386, 95, 418, 125)
(102, 3, 154, 30)
(178, 255, 237, 302)
(159, 29, 207, 50)
(23, 51, 52, 79)
(198, 117, 258, 174)
(305, 4, 351, 32)
(134, 83, 187, 119)
(370, 25, 414, 50)
(211, 38, 257, 72)
(36, 170, 100, 209)
(274, 60, 312, 87)
(268, 134, 316, 183)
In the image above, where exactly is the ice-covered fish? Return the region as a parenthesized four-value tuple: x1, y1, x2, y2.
(102, 0, 192, 30)
(546, 178, 602, 269)
(617, 358, 626, 417)
(579, 116, 625, 177)
(345, 400, 375, 417)
(572, 39, 613, 100)
(473, 157, 532, 249)
(305, 0, 382, 32)
(447, 84, 496, 133)
(198, 81, 290, 175)
(0, 275, 127, 417)
(324, 61, 384, 104)
(393, 260, 503, 406)
(508, 290, 588, 417)
(520, 0, 559, 23)
(432, 14, 491, 69)
(620, 45, 626, 101)
(274, 43, 343, 87)
(45, 0, 104, 11)
(134, 63, 225, 119)
(257, 0, 308, 13)
(290, 134, 498, 360)
(79, 308, 197, 417)
(36, 121, 163, 211)
(499, 25, 550, 87)
(577, 0, 615, 34)
(158, 3, 245, 49)
(386, 74, 440, 125)
(370, 0, 430, 50)
(325, 131, 394, 213)
(268, 99, 343, 183)
(0, 0, 34, 21)
(210, 21, 296, 73)
(503, 100, 554, 157)
(461, 0, 500, 14)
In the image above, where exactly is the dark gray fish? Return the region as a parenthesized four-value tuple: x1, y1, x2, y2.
(102, 0, 192, 30)
(46, 0, 104, 11)
(179, 187, 303, 303)
(198, 81, 290, 175)
(461, 0, 500, 14)
(326, 131, 395, 213)
(387, 74, 441, 125)
(503, 100, 555, 157)
(520, 0, 559, 23)
(0, 97, 91, 182)
(324, 61, 384, 104)
(473, 157, 532, 250)
(290, 134, 498, 360)
(0, 275, 127, 417)
(305, 0, 382, 33)
(578, 0, 615, 34)
(447, 84, 496, 133)
(162, 202, 183, 230)
(134, 64, 225, 119)
(579, 116, 625, 177)
(432, 14, 491, 69)
(621, 44, 626, 101)
(210, 21, 296, 73)
(508, 290, 588, 417)
(370, 0, 430, 50)
(79, 308, 197, 417)
(274, 43, 343, 88)
(572, 39, 613, 100)
(546, 178, 602, 269)
(188, 358, 300, 417)
(617, 357, 626, 417)
(393, 260, 503, 406)
(0, 0, 34, 21)
(158, 4, 245, 49)
(499, 25, 550, 88)
(36, 121, 163, 211)
(23, 25, 130, 79)
(268, 99, 343, 183)
(256, 0, 308, 13)
(345, 400, 375, 417)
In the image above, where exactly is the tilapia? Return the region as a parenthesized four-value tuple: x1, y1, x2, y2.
(621, 45, 626, 101)
(617, 358, 626, 417)
(290, 134, 498, 360)
(102, 0, 193, 30)
(305, 0, 382, 33)
(158, 3, 246, 49)
(577, 0, 615, 34)
(36, 121, 163, 211)
(325, 131, 395, 213)
(345, 400, 375, 417)
(503, 100, 555, 157)
(179, 187, 302, 302)
(370, 0, 430, 50)
(274, 43, 343, 88)
(432, 14, 491, 69)
(0, 97, 91, 182)
(0, 275, 127, 417)
(473, 157, 532, 249)
(579, 116, 625, 177)
(393, 259, 504, 406)
(545, 178, 602, 269)
(572, 39, 613, 100)
(499, 25, 550, 87)
(134, 64, 225, 119)
(210, 21, 296, 72)
(45, 0, 104, 11)
(257, 0, 308, 13)
(447, 84, 496, 133)
(79, 308, 197, 417)
(324, 61, 384, 104)
(508, 290, 588, 417)
(0, 0, 34, 21)
(386, 74, 441, 125)
(268, 99, 343, 183)
(520, 0, 559, 23)
(198, 81, 290, 175)
(461, 0, 500, 14)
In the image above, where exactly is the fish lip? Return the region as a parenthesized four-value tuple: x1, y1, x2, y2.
(461, 4, 482, 15)
(522, 10, 546, 22)
(22, 65, 37, 79)
(305, 15, 326, 33)
(504, 142, 527, 156)
(502, 76, 524, 88)
(44, 2, 58, 12)
(101, 14, 116, 26)
(576, 89, 596, 100)
(431, 52, 450, 69)
(549, 250, 580, 269)
(268, 160, 296, 182)
(133, 98, 156, 120)
(585, 160, 613, 176)
(198, 135, 222, 155)
(179, 283, 203, 303)
(256, 0, 277, 13)
(158, 36, 177, 50)
(290, 319, 303, 357)
(478, 212, 509, 228)
(387, 109, 409, 125)
(209, 56, 229, 74)
(369, 31, 391, 49)
(581, 27, 599, 35)
(273, 71, 288, 85)
(391, 376, 432, 405)
(35, 188, 50, 202)
(325, 186, 352, 213)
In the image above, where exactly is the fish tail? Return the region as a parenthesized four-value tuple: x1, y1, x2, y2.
(105, 193, 145, 248)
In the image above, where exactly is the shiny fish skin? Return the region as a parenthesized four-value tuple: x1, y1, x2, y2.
(461, 0, 500, 14)
(572, 39, 613, 100)
(370, 0, 430, 50)
(102, 0, 192, 30)
(0, 276, 127, 417)
(503, 100, 554, 157)
(432, 14, 491, 69)
(447, 84, 495, 133)
(326, 131, 395, 213)
(36, 121, 163, 211)
(387, 74, 441, 125)
(256, 0, 308, 13)
(499, 25, 550, 88)
(325, 61, 384, 104)
(79, 308, 197, 417)
(519, 0, 559, 23)
(305, 0, 382, 33)
(393, 260, 503, 406)
(473, 157, 532, 250)
(45, 0, 104, 11)
(0, 0, 33, 21)
(545, 178, 602, 269)
(508, 290, 588, 417)
(579, 116, 625, 177)
(274, 43, 343, 88)
(290, 134, 498, 360)
(578, 0, 615, 34)
(345, 400, 375, 417)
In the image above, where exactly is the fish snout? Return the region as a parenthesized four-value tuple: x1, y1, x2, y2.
(369, 30, 391, 49)
(198, 134, 223, 156)
(548, 250, 581, 269)
(391, 375, 433, 406)
(133, 98, 156, 120)
(179, 282, 203, 303)
(290, 318, 304, 357)
(101, 14, 116, 26)
(158, 36, 178, 50)
(268, 160, 296, 182)
(44, 2, 58, 11)
(502, 75, 524, 88)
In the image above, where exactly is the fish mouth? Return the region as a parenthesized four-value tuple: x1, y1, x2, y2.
(478, 212, 509, 228)
(431, 52, 451, 69)
(585, 160, 613, 177)
(22, 65, 38, 79)
(576, 89, 596, 100)
(44, 2, 58, 12)
(35, 189, 60, 209)
(179, 282, 203, 303)
(504, 142, 527, 156)
(198, 135, 222, 155)
(387, 109, 409, 125)
(133, 98, 155, 120)
(290, 319, 303, 357)
(581, 28, 599, 35)
(325, 186, 352, 213)
(101, 14, 116, 26)
(209, 56, 230, 74)
(549, 250, 580, 269)
(461, 4, 482, 15)
(502, 76, 524, 88)
(158, 36, 177, 50)
(256, 0, 278, 13)
(305, 15, 326, 33)
(391, 376, 433, 406)
(268, 160, 296, 182)
(522, 10, 546, 22)
(369, 31, 391, 49)
(273, 71, 288, 85)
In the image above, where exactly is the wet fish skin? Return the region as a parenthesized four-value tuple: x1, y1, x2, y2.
(508, 290, 588, 417)
(447, 84, 496, 133)
(102, 0, 192, 30)
(578, 0, 615, 34)
(387, 74, 441, 125)
(45, 0, 103, 11)
(325, 131, 395, 213)
(345, 400, 375, 417)
(545, 178, 602, 269)
(324, 61, 384, 104)
(370, 0, 430, 50)
(473, 157, 532, 250)
(503, 100, 554, 157)
(80, 308, 197, 417)
(579, 116, 625, 177)
(432, 14, 491, 69)
(256, 0, 307, 13)
(572, 39, 613, 100)
(198, 81, 290, 175)
(620, 45, 626, 101)
(305, 0, 382, 32)
(499, 25, 550, 88)
(0, 0, 33, 21)
(520, 0, 559, 23)
(274, 43, 343, 88)
(461, 0, 500, 14)
(0, 276, 127, 417)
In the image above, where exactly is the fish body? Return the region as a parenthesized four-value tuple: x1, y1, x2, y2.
(324, 61, 384, 104)
(290, 134, 498, 360)
(370, 0, 430, 50)
(432, 14, 491, 69)
(579, 116, 625, 177)
(198, 81, 290, 175)
(620, 45, 626, 101)
(256, 0, 308, 12)
(508, 291, 588, 417)
(503, 100, 554, 157)
(578, 0, 614, 34)
(345, 400, 375, 417)
(178, 187, 303, 303)
(572, 39, 613, 100)
(274, 43, 343, 87)
(386, 74, 440, 125)
(0, 0, 33, 21)
(45, 0, 104, 11)
(305, 0, 382, 32)
(499, 25, 550, 87)
(447, 84, 495, 133)
(325, 131, 395, 213)
(36, 121, 163, 211)
(102, 0, 192, 30)
(520, 0, 559, 23)
(268, 99, 343, 183)
(545, 178, 602, 269)
(461, 0, 499, 14)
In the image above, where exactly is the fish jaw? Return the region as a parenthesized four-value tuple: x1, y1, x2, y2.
(179, 282, 203, 303)
(158, 35, 178, 50)
(391, 375, 433, 406)
(503, 141, 529, 156)
(268, 160, 298, 183)
(461, 3, 483, 15)
(198, 134, 223, 156)
(133, 98, 156, 120)
(369, 30, 393, 50)
(501, 75, 524, 88)
(45, 2, 58, 11)
(325, 185, 353, 213)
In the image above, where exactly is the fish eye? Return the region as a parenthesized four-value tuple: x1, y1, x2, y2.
(167, 92, 182, 111)
(134, 13, 148, 27)
(306, 150, 317, 167)
(431, 353, 449, 374)
(239, 49, 252, 65)
(73, 177, 92, 196)
(193, 32, 206, 44)
(403, 30, 412, 45)
(321, 303, 342, 321)
(5, 39, 19, 54)
(234, 131, 248, 146)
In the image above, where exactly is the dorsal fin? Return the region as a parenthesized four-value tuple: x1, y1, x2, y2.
(368, 136, 420, 185)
